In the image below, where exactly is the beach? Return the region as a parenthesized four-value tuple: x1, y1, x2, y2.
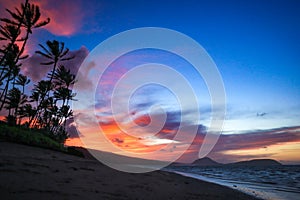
(0, 141, 259, 200)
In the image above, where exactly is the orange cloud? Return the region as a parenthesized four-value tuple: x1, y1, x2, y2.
(133, 114, 151, 126)
(99, 119, 165, 153)
(65, 137, 83, 147)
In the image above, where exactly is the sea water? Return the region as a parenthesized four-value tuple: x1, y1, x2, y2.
(166, 165, 300, 200)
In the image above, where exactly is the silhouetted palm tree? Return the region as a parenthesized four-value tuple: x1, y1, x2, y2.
(36, 40, 74, 87)
(29, 80, 51, 127)
(1, 2, 49, 57)
(53, 65, 76, 88)
(0, 0, 49, 112)
(16, 74, 30, 93)
(54, 87, 76, 107)
(4, 87, 27, 124)
(18, 103, 36, 126)
(0, 43, 21, 110)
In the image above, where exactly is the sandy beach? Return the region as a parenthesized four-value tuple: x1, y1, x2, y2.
(0, 141, 259, 200)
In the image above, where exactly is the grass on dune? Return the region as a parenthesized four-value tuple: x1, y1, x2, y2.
(0, 123, 85, 158)
(0, 124, 66, 152)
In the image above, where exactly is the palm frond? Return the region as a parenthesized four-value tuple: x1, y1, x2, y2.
(35, 50, 52, 59)
(40, 61, 55, 65)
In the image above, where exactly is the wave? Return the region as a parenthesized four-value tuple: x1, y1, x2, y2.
(166, 165, 300, 200)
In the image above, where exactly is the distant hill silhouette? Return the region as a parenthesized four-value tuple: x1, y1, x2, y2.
(169, 157, 282, 167)
(71, 148, 283, 168)
(227, 159, 282, 166)
(192, 157, 222, 166)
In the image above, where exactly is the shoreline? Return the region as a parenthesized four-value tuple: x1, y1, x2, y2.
(0, 141, 260, 200)
(167, 167, 300, 200)
(171, 171, 267, 200)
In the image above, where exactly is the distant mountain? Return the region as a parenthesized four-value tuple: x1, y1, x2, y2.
(192, 157, 222, 166)
(169, 157, 282, 167)
(71, 148, 282, 168)
(228, 159, 282, 166)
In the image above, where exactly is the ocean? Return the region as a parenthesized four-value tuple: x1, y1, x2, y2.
(166, 165, 300, 200)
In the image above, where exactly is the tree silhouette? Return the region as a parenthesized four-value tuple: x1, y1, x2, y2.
(36, 40, 74, 86)
(53, 65, 76, 105)
(1, 2, 50, 58)
(16, 74, 30, 93)
(0, 0, 49, 112)
(0, 1, 77, 144)
(4, 87, 27, 125)
(0, 43, 21, 110)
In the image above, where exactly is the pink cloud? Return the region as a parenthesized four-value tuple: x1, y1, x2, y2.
(0, 0, 88, 36)
(177, 126, 300, 163)
(21, 46, 89, 82)
(33, 0, 84, 36)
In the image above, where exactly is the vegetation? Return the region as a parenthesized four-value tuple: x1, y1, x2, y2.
(0, 123, 85, 157)
(0, 0, 76, 144)
(0, 123, 65, 151)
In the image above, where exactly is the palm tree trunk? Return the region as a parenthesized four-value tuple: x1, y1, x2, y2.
(0, 74, 11, 110)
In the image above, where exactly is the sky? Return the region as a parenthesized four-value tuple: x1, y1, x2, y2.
(1, 0, 300, 164)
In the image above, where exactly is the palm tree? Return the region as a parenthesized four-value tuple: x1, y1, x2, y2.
(32, 80, 50, 101)
(32, 41, 74, 129)
(51, 105, 72, 140)
(0, 1, 49, 112)
(53, 65, 76, 88)
(36, 40, 74, 87)
(54, 87, 76, 107)
(4, 87, 27, 124)
(0, 43, 21, 110)
(29, 80, 50, 127)
(16, 74, 30, 93)
(0, 1, 27, 67)
(18, 103, 36, 126)
(1, 1, 50, 57)
(0, 24, 21, 69)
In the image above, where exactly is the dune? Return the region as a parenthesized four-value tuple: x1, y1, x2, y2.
(0, 141, 259, 200)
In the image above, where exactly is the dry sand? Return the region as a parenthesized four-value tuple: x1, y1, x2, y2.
(0, 141, 259, 200)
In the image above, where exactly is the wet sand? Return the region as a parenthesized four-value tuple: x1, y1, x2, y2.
(0, 142, 260, 200)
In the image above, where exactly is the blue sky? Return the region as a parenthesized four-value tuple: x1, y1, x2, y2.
(67, 0, 300, 132)
(18, 0, 299, 131)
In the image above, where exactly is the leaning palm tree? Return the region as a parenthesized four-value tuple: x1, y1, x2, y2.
(1, 1, 50, 57)
(0, 43, 21, 110)
(0, 1, 49, 112)
(54, 87, 76, 107)
(53, 65, 77, 106)
(4, 87, 27, 125)
(29, 80, 51, 127)
(16, 74, 30, 93)
(0, 1, 27, 67)
(18, 103, 36, 126)
(36, 40, 74, 87)
(0, 24, 21, 68)
(53, 65, 76, 89)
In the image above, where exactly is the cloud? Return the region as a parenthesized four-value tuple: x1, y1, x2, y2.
(21, 46, 89, 82)
(36, 0, 84, 36)
(65, 118, 80, 138)
(179, 126, 300, 163)
(213, 126, 300, 152)
(71, 98, 300, 163)
(0, 0, 90, 36)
